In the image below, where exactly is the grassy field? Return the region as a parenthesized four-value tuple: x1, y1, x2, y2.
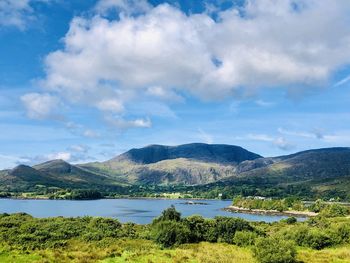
(1, 241, 350, 263)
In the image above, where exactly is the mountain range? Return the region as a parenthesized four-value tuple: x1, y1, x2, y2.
(1, 143, 350, 197)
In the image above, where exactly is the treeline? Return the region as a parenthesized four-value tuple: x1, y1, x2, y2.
(2, 178, 349, 201)
(0, 207, 350, 263)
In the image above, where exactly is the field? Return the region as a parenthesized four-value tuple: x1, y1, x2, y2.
(1, 240, 350, 263)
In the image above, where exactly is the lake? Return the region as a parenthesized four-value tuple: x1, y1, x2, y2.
(0, 198, 302, 224)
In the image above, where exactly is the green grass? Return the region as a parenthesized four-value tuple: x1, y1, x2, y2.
(1, 241, 350, 263)
(298, 245, 350, 263)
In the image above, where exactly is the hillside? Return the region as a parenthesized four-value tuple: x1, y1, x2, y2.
(219, 147, 350, 199)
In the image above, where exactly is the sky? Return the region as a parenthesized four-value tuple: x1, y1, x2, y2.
(1, 0, 350, 169)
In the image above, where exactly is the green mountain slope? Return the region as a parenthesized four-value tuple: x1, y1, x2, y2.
(219, 147, 350, 199)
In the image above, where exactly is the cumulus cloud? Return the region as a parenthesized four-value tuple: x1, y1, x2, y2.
(21, 93, 61, 120)
(22, 0, 350, 130)
(0, 0, 48, 29)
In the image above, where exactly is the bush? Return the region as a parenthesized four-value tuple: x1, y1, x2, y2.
(233, 231, 258, 247)
(304, 229, 334, 250)
(253, 236, 297, 263)
(319, 204, 349, 217)
(215, 216, 254, 243)
(284, 217, 297, 224)
(184, 215, 206, 243)
(151, 220, 190, 247)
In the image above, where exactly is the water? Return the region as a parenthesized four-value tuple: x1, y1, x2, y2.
(0, 198, 303, 224)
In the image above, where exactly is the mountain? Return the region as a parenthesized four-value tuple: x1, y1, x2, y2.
(1, 145, 350, 197)
(112, 143, 262, 164)
(80, 143, 261, 185)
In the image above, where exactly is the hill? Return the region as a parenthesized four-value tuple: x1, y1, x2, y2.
(216, 147, 350, 200)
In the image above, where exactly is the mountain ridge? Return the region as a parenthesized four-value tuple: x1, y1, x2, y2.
(1, 144, 350, 196)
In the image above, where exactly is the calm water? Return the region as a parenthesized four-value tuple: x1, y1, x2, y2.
(0, 198, 302, 224)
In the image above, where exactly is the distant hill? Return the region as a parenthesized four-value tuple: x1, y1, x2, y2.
(1, 144, 350, 197)
(237, 147, 350, 180)
(0, 160, 118, 192)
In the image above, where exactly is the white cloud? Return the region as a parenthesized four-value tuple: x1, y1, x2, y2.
(95, 0, 151, 16)
(46, 151, 71, 161)
(105, 116, 152, 129)
(22, 0, 350, 130)
(21, 93, 61, 120)
(68, 144, 90, 153)
(83, 129, 100, 138)
(236, 133, 295, 151)
(96, 98, 124, 113)
(0, 0, 48, 29)
(255, 100, 274, 107)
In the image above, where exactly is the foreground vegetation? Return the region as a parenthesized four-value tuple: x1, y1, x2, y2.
(0, 206, 350, 263)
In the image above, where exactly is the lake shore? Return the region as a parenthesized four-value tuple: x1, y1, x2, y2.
(0, 196, 225, 201)
(224, 205, 318, 217)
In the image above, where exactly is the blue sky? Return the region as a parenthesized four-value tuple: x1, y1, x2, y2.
(1, 0, 350, 169)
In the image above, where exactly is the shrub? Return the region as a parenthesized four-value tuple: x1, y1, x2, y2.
(304, 229, 334, 250)
(184, 215, 206, 243)
(153, 205, 181, 223)
(233, 231, 258, 247)
(253, 236, 297, 263)
(214, 216, 254, 243)
(151, 220, 191, 247)
(284, 217, 297, 224)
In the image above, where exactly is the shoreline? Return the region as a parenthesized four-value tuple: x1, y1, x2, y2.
(224, 205, 318, 217)
(0, 196, 228, 202)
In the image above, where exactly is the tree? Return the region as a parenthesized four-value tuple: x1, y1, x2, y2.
(253, 236, 297, 263)
(153, 205, 181, 223)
